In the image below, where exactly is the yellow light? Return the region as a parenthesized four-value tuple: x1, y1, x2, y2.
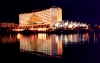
(17, 33, 21, 39)
(68, 24, 73, 28)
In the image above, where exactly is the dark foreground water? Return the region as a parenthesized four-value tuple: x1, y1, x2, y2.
(1, 32, 100, 63)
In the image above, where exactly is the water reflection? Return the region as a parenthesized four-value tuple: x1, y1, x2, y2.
(19, 33, 100, 57)
(63, 33, 90, 44)
(1, 32, 100, 58)
(17, 33, 20, 39)
(19, 33, 63, 58)
(1, 33, 18, 44)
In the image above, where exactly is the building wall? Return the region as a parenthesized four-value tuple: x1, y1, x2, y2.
(57, 7, 62, 22)
(50, 8, 58, 27)
(50, 7, 62, 27)
(19, 9, 51, 26)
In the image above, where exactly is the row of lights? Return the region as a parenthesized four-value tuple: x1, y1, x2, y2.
(54, 20, 88, 29)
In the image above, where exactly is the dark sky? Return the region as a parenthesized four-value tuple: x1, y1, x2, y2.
(1, 0, 100, 25)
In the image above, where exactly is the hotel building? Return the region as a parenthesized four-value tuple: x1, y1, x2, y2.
(19, 6, 62, 31)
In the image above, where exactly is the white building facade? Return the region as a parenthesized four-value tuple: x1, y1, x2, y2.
(19, 6, 62, 28)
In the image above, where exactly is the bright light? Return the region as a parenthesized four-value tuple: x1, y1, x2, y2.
(55, 23, 59, 27)
(30, 28, 37, 30)
(14, 29, 24, 31)
(17, 33, 21, 39)
(73, 23, 77, 27)
(68, 24, 73, 28)
(64, 22, 68, 26)
(59, 25, 63, 27)
(80, 23, 85, 27)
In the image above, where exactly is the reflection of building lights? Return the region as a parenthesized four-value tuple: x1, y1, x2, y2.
(60, 34, 63, 40)
(67, 34, 72, 42)
(57, 41, 63, 57)
(64, 35, 68, 43)
(38, 33, 46, 40)
(73, 34, 77, 42)
(94, 33, 97, 42)
(20, 33, 63, 56)
(82, 34, 85, 42)
(17, 33, 21, 39)
(55, 35, 59, 43)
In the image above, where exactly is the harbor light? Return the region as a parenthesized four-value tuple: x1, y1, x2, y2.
(64, 22, 68, 26)
(55, 23, 60, 27)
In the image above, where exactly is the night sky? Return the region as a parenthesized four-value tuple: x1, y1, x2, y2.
(1, 0, 100, 25)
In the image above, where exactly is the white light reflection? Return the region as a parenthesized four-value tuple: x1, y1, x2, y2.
(94, 33, 97, 42)
(64, 35, 68, 42)
(17, 33, 21, 39)
(55, 35, 59, 43)
(20, 34, 63, 58)
(64, 33, 90, 44)
(60, 34, 63, 40)
(68, 34, 73, 42)
(73, 34, 78, 42)
(82, 34, 85, 42)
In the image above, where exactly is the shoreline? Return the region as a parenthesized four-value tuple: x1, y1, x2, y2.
(0, 29, 100, 34)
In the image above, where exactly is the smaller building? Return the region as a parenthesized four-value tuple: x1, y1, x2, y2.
(53, 20, 89, 30)
(0, 22, 19, 31)
(0, 22, 19, 28)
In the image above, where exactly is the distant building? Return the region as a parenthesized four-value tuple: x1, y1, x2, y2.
(0, 23, 19, 28)
(19, 6, 62, 29)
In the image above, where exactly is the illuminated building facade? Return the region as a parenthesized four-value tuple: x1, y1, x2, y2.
(19, 6, 62, 30)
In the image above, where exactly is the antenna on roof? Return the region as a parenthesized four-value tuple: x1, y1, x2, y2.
(52, 6, 57, 8)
